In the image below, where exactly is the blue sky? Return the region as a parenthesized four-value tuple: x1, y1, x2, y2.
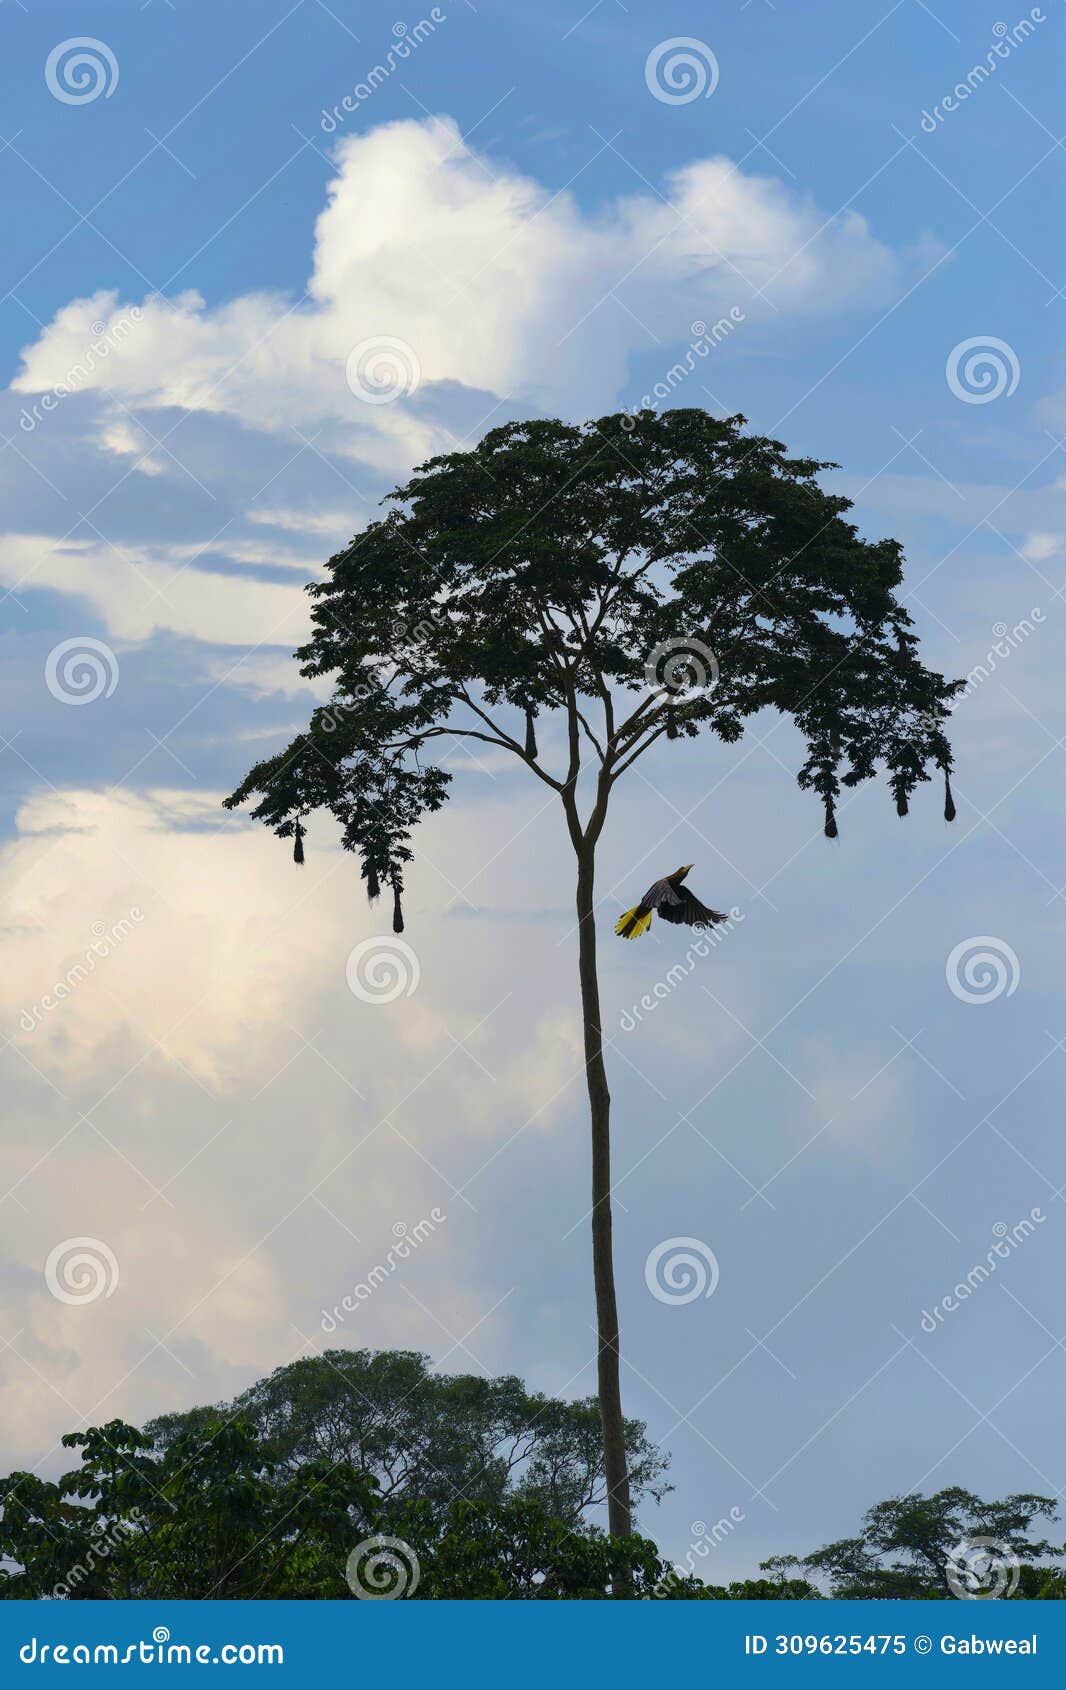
(2, 0, 1066, 1582)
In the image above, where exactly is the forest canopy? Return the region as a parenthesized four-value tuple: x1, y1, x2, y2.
(1, 1352, 1060, 1601)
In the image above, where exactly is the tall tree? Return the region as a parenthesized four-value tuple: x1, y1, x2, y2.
(225, 409, 959, 1553)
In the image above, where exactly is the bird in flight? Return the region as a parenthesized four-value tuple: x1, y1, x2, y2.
(615, 864, 727, 940)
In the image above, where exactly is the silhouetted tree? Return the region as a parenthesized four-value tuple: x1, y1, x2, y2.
(226, 409, 959, 1557)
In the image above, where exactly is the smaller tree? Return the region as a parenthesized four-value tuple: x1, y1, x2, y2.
(775, 1488, 1062, 1599)
(0, 1418, 377, 1600)
(665, 1573, 822, 1600)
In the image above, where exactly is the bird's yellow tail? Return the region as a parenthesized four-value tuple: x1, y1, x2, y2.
(615, 906, 652, 939)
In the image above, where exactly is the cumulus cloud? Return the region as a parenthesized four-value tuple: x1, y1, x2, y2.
(0, 782, 603, 1120)
(0, 113, 906, 672)
(246, 505, 359, 539)
(0, 109, 986, 1486)
(0, 782, 595, 1460)
(11, 116, 900, 470)
(0, 533, 311, 647)
(2, 787, 338, 1086)
(98, 418, 166, 476)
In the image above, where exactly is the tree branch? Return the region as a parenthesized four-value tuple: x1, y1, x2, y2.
(609, 690, 670, 758)
(451, 689, 563, 791)
(560, 674, 586, 853)
(382, 726, 513, 756)
(610, 720, 671, 779)
(574, 705, 606, 764)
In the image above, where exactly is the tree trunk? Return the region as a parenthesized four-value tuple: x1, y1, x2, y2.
(575, 844, 634, 1573)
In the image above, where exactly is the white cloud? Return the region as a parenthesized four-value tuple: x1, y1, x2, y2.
(2, 787, 336, 1085)
(0, 783, 576, 1458)
(0, 533, 310, 647)
(1021, 531, 1062, 563)
(246, 505, 359, 539)
(98, 418, 166, 476)
(195, 650, 325, 701)
(11, 116, 900, 469)
(0, 783, 603, 1117)
(0, 116, 905, 664)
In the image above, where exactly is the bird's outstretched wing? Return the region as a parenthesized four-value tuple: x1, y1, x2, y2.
(655, 885, 727, 930)
(616, 876, 727, 939)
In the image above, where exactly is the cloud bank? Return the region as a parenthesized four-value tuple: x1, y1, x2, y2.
(12, 116, 900, 470)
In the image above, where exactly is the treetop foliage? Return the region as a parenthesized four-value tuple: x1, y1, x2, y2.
(145, 1348, 670, 1528)
(774, 1486, 1062, 1600)
(2, 1351, 1061, 1600)
(225, 409, 960, 901)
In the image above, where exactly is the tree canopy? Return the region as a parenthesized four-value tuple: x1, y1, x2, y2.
(225, 408, 960, 911)
(146, 1349, 670, 1528)
(4, 1400, 1060, 1600)
(770, 1487, 1062, 1599)
(1, 1348, 1059, 1601)
(0, 1418, 376, 1600)
(0, 1411, 671, 1601)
